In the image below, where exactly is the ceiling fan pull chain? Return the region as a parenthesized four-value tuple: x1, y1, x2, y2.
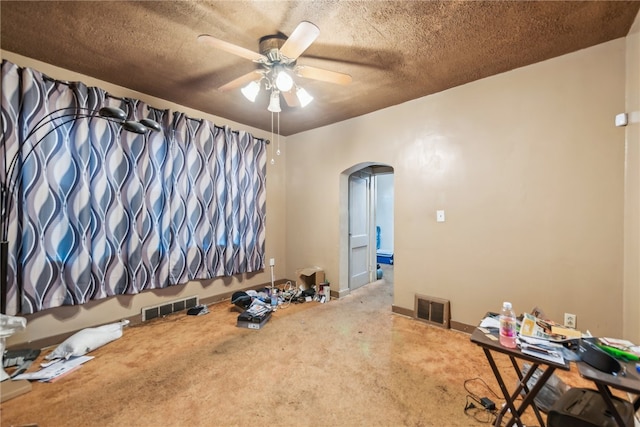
(270, 111, 275, 165)
(277, 112, 281, 156)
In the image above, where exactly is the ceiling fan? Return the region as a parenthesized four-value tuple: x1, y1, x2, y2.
(198, 21, 352, 112)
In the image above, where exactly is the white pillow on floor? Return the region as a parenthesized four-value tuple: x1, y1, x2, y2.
(45, 320, 129, 360)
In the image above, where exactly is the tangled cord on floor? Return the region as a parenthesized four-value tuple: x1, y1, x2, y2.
(276, 281, 298, 309)
(462, 377, 501, 424)
(464, 395, 497, 424)
(462, 377, 543, 427)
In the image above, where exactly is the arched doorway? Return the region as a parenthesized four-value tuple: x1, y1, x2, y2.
(339, 163, 394, 295)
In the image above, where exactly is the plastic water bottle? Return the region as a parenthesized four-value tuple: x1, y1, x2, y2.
(499, 301, 517, 348)
(270, 288, 278, 311)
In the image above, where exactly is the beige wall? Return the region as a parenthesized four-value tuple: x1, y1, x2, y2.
(623, 12, 640, 343)
(286, 38, 629, 338)
(3, 15, 639, 345)
(1, 51, 289, 347)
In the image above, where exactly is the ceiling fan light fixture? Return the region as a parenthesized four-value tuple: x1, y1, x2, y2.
(203, 21, 351, 113)
(296, 87, 314, 107)
(241, 80, 260, 102)
(275, 70, 293, 92)
(267, 90, 281, 113)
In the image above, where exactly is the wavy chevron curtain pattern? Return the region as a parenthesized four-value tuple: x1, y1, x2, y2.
(169, 114, 266, 283)
(1, 60, 267, 315)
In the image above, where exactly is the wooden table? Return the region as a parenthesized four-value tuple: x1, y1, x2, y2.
(470, 327, 570, 427)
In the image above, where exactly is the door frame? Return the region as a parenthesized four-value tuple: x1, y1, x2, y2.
(338, 163, 394, 298)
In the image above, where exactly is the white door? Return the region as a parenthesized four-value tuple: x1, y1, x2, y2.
(349, 171, 372, 290)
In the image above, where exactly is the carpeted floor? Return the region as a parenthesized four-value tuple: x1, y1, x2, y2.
(1, 266, 599, 426)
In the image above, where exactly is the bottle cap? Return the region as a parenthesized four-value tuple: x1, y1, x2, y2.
(503, 302, 512, 310)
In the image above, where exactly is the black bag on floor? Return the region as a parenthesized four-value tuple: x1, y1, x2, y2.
(548, 387, 634, 427)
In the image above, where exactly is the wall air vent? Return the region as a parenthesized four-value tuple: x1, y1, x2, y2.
(414, 294, 450, 329)
(142, 296, 199, 322)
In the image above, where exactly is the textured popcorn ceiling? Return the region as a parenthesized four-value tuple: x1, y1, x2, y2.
(1, 1, 639, 136)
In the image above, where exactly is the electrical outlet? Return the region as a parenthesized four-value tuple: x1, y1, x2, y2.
(564, 313, 577, 329)
(269, 258, 275, 266)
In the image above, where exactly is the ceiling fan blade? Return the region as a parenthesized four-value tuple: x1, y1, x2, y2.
(282, 90, 300, 108)
(218, 70, 263, 92)
(198, 34, 267, 62)
(296, 65, 352, 85)
(279, 21, 320, 60)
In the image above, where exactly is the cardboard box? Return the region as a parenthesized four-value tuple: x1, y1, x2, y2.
(296, 266, 325, 290)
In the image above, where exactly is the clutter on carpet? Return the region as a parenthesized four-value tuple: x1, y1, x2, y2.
(187, 305, 210, 316)
(232, 281, 329, 329)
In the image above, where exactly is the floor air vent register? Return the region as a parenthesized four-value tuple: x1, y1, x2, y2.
(142, 296, 199, 321)
(414, 294, 450, 329)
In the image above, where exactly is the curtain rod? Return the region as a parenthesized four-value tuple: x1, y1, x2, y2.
(179, 116, 270, 144)
(40, 76, 269, 144)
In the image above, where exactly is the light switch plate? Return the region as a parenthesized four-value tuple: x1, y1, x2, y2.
(615, 113, 628, 127)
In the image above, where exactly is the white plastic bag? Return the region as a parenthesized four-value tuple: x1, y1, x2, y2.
(521, 363, 569, 412)
(45, 320, 129, 360)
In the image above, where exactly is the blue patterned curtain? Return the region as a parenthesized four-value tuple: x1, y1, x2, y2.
(1, 60, 266, 315)
(169, 113, 266, 283)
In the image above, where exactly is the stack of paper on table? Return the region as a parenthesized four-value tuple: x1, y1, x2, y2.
(517, 313, 582, 364)
(520, 313, 581, 342)
(518, 336, 566, 364)
(597, 337, 640, 361)
(599, 337, 639, 354)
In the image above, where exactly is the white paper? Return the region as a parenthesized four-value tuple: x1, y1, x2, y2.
(520, 343, 564, 365)
(479, 317, 500, 329)
(518, 335, 563, 349)
(13, 355, 93, 381)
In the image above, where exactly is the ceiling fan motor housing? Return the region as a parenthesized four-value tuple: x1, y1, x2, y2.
(259, 35, 290, 64)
